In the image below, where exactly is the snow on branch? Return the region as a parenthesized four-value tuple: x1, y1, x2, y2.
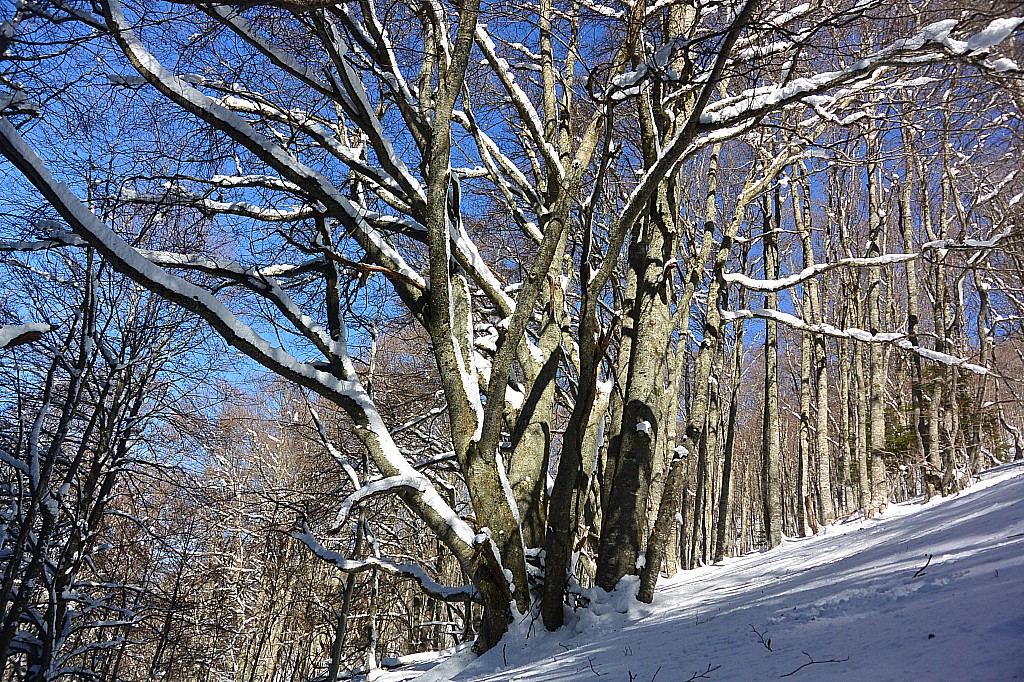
(216, 94, 412, 199)
(330, 475, 429, 533)
(204, 5, 334, 96)
(0, 118, 479, 560)
(720, 308, 990, 375)
(723, 254, 917, 292)
(450, 220, 515, 317)
(352, 220, 428, 291)
(333, 0, 428, 145)
(308, 406, 361, 490)
(119, 186, 317, 222)
(3, 223, 326, 282)
(723, 230, 1013, 292)
(475, 25, 565, 180)
(453, 109, 541, 208)
(0, 224, 87, 252)
(98, 0, 427, 307)
(313, 13, 427, 206)
(0, 322, 52, 349)
(701, 17, 1023, 128)
(206, 173, 302, 191)
(294, 526, 480, 602)
(454, 106, 544, 247)
(206, 4, 428, 206)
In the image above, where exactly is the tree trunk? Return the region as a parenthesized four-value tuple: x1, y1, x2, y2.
(794, 166, 834, 525)
(898, 128, 929, 498)
(969, 280, 991, 472)
(596, 189, 677, 591)
(797, 323, 814, 538)
(866, 132, 889, 516)
(714, 312, 745, 562)
(761, 192, 784, 548)
(854, 339, 870, 513)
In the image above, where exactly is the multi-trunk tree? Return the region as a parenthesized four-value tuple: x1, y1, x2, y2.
(1, 0, 1022, 662)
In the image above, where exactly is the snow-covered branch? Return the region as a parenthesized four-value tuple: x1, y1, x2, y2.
(0, 117, 479, 567)
(720, 308, 990, 374)
(723, 230, 1014, 292)
(294, 527, 480, 602)
(330, 475, 430, 533)
(0, 322, 52, 349)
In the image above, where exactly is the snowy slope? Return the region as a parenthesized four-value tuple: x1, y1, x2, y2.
(380, 463, 1024, 681)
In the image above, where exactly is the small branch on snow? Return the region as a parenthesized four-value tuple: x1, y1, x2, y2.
(751, 624, 773, 651)
(780, 651, 850, 677)
(684, 663, 721, 681)
(912, 553, 933, 579)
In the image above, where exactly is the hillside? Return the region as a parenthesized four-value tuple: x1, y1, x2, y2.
(382, 463, 1024, 681)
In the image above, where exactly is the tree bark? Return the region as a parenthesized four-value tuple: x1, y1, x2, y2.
(794, 166, 835, 525)
(898, 128, 929, 499)
(866, 129, 889, 516)
(761, 191, 784, 548)
(714, 309, 745, 562)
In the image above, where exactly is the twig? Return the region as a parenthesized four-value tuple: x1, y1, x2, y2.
(588, 655, 601, 676)
(526, 609, 538, 639)
(502, 644, 508, 667)
(751, 624, 772, 651)
(912, 554, 933, 579)
(684, 663, 721, 681)
(651, 665, 662, 681)
(780, 651, 850, 677)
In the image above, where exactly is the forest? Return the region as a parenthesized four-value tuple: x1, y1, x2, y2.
(0, 0, 1022, 679)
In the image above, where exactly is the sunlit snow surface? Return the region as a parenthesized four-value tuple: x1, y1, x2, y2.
(379, 463, 1024, 681)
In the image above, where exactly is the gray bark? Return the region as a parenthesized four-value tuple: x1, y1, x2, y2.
(866, 131, 889, 516)
(761, 191, 784, 548)
(897, 130, 929, 499)
(794, 168, 835, 525)
(714, 312, 744, 562)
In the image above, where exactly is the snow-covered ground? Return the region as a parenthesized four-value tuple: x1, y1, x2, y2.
(379, 461, 1024, 681)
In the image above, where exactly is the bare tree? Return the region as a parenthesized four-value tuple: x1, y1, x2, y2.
(0, 0, 1021, 660)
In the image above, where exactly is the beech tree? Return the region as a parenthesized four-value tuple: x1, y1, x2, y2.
(1, 0, 1022, 657)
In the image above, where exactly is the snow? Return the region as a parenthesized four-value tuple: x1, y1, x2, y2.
(331, 475, 430, 533)
(991, 57, 1019, 72)
(378, 463, 1024, 681)
(700, 16, 1022, 133)
(577, 0, 622, 18)
(723, 254, 917, 292)
(356, 221, 427, 290)
(450, 220, 515, 315)
(495, 453, 522, 526)
(721, 308, 989, 375)
(0, 322, 51, 349)
(966, 17, 1024, 52)
(474, 25, 565, 180)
